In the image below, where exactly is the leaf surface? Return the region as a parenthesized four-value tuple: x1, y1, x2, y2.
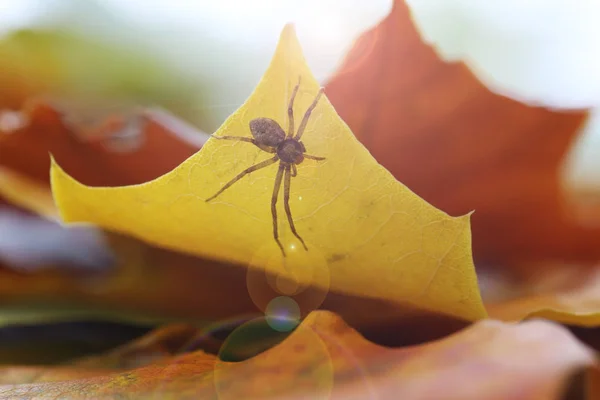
(0, 168, 56, 217)
(0, 311, 596, 399)
(0, 214, 463, 342)
(487, 265, 600, 326)
(0, 99, 203, 189)
(51, 25, 486, 321)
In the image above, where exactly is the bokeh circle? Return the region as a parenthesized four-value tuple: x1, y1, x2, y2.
(265, 296, 301, 332)
(246, 240, 330, 319)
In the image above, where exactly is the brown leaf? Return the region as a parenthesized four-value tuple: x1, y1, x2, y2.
(0, 312, 596, 399)
(72, 324, 202, 370)
(0, 98, 204, 188)
(588, 366, 600, 399)
(325, 0, 595, 268)
(486, 264, 600, 326)
(0, 229, 255, 321)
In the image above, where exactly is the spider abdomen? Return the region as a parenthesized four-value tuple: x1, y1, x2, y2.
(277, 139, 305, 164)
(249, 118, 286, 147)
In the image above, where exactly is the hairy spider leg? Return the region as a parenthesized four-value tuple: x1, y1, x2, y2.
(210, 135, 276, 153)
(291, 164, 297, 177)
(205, 156, 279, 202)
(211, 135, 254, 144)
(287, 78, 301, 139)
(284, 165, 308, 251)
(295, 88, 324, 140)
(272, 164, 286, 256)
(303, 154, 325, 161)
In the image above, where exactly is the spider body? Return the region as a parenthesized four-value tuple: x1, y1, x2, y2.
(206, 79, 325, 256)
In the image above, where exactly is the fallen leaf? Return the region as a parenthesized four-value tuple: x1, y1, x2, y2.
(486, 265, 600, 326)
(0, 311, 596, 399)
(0, 319, 152, 366)
(0, 229, 255, 324)
(72, 323, 202, 370)
(0, 98, 203, 189)
(589, 366, 600, 399)
(0, 169, 56, 217)
(0, 210, 471, 345)
(51, 24, 486, 322)
(325, 0, 594, 268)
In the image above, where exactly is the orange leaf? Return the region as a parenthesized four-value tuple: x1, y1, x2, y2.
(0, 168, 56, 217)
(0, 98, 204, 188)
(325, 0, 594, 268)
(0, 312, 596, 399)
(0, 230, 257, 322)
(72, 323, 204, 370)
(486, 265, 600, 326)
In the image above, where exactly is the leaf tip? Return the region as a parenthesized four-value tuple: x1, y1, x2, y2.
(49, 155, 83, 223)
(276, 23, 305, 63)
(49, 154, 66, 216)
(280, 23, 297, 39)
(49, 154, 62, 186)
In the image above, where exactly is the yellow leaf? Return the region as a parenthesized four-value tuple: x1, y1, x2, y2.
(51, 25, 486, 321)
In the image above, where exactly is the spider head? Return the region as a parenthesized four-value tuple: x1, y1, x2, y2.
(277, 138, 305, 164)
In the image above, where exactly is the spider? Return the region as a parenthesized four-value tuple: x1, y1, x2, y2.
(206, 78, 325, 256)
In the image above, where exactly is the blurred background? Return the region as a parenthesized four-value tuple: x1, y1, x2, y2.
(0, 0, 391, 129)
(0, 0, 597, 193)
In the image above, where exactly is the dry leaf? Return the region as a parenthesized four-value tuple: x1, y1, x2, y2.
(487, 265, 600, 326)
(0, 98, 203, 188)
(72, 323, 202, 370)
(0, 169, 56, 217)
(0, 311, 596, 399)
(0, 230, 255, 323)
(325, 0, 594, 268)
(0, 212, 470, 343)
(50, 24, 486, 321)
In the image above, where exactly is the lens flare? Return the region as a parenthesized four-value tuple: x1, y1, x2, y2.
(265, 296, 301, 332)
(246, 240, 330, 317)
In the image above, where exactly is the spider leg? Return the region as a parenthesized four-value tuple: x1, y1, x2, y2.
(211, 135, 256, 144)
(291, 164, 297, 177)
(271, 163, 286, 257)
(303, 154, 326, 161)
(206, 156, 279, 202)
(294, 88, 324, 140)
(287, 78, 301, 138)
(284, 165, 308, 251)
(211, 135, 276, 153)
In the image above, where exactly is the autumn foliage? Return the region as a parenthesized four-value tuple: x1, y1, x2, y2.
(0, 1, 598, 399)
(326, 0, 593, 267)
